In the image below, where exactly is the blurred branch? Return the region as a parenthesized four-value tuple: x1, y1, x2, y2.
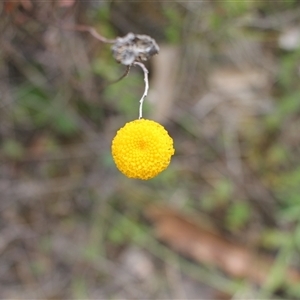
(239, 6, 300, 30)
(146, 205, 300, 286)
(64, 24, 116, 44)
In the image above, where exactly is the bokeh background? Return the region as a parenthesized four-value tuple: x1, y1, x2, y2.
(1, 1, 300, 299)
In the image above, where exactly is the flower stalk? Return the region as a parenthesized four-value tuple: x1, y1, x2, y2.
(134, 62, 149, 119)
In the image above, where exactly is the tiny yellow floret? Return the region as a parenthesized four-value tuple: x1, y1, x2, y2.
(112, 119, 175, 180)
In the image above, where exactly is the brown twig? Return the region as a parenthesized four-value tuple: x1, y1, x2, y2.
(64, 24, 116, 44)
(146, 205, 300, 286)
(98, 65, 131, 91)
(108, 65, 131, 85)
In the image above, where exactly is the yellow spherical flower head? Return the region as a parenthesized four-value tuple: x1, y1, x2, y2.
(112, 119, 175, 180)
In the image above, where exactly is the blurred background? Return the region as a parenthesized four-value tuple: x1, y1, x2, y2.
(1, 0, 300, 298)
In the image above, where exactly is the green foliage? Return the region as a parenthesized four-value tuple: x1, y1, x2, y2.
(281, 204, 300, 223)
(278, 51, 300, 90)
(14, 86, 48, 126)
(294, 223, 300, 250)
(215, 179, 233, 199)
(72, 276, 88, 299)
(2, 139, 24, 160)
(94, 3, 116, 39)
(107, 214, 146, 245)
(92, 56, 119, 81)
(265, 90, 300, 130)
(104, 71, 151, 119)
(259, 240, 294, 299)
(277, 91, 300, 118)
(279, 168, 300, 191)
(201, 178, 233, 211)
(52, 112, 78, 136)
(266, 50, 300, 134)
(226, 202, 250, 230)
(287, 283, 300, 299)
(163, 5, 181, 43)
(262, 229, 293, 249)
(13, 85, 80, 136)
(29, 259, 48, 277)
(265, 144, 287, 166)
(208, 13, 224, 31)
(219, 0, 253, 16)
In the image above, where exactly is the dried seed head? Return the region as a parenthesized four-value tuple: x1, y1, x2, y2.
(111, 33, 159, 65)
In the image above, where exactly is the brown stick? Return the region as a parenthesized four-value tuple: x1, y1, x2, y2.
(145, 205, 300, 285)
(63, 24, 116, 44)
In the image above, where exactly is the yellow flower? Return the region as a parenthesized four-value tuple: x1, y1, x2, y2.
(112, 119, 175, 180)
